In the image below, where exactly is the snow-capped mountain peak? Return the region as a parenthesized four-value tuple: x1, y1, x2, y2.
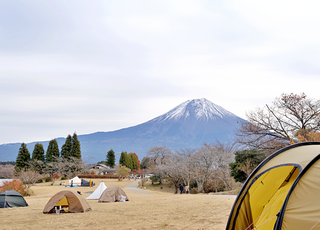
(153, 98, 236, 122)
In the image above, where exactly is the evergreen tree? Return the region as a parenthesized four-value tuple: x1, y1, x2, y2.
(15, 143, 30, 170)
(125, 153, 133, 169)
(32, 143, 45, 161)
(71, 132, 81, 159)
(46, 139, 59, 162)
(61, 135, 72, 158)
(106, 149, 115, 168)
(119, 151, 127, 166)
(229, 149, 266, 183)
(130, 153, 138, 170)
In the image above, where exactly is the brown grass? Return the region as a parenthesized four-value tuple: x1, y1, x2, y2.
(0, 179, 235, 230)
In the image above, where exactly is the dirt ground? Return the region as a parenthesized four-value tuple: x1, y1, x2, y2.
(0, 179, 235, 230)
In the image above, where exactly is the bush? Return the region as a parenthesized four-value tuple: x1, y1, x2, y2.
(190, 188, 198, 194)
(0, 179, 25, 195)
(36, 178, 43, 183)
(60, 176, 67, 180)
(45, 177, 51, 182)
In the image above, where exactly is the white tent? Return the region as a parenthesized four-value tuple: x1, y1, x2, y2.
(69, 176, 81, 186)
(86, 181, 107, 199)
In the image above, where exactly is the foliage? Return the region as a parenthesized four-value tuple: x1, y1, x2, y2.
(294, 130, 320, 143)
(45, 139, 59, 162)
(129, 152, 140, 170)
(237, 93, 320, 154)
(71, 132, 81, 159)
(116, 164, 130, 180)
(15, 143, 31, 171)
(106, 149, 116, 168)
(32, 143, 45, 161)
(61, 135, 72, 158)
(119, 151, 133, 169)
(229, 149, 266, 183)
(130, 153, 138, 170)
(0, 179, 25, 195)
(140, 157, 151, 169)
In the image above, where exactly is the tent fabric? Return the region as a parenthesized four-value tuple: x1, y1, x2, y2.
(98, 185, 129, 203)
(86, 181, 107, 200)
(69, 176, 81, 186)
(43, 190, 91, 213)
(0, 190, 28, 208)
(226, 142, 320, 230)
(81, 179, 95, 187)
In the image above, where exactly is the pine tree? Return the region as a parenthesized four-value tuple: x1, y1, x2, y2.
(71, 132, 81, 159)
(130, 153, 138, 170)
(46, 139, 59, 162)
(16, 143, 30, 170)
(32, 143, 45, 161)
(106, 149, 115, 168)
(125, 153, 133, 169)
(119, 151, 127, 166)
(61, 135, 72, 158)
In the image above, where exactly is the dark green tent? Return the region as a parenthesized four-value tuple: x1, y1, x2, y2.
(0, 190, 28, 208)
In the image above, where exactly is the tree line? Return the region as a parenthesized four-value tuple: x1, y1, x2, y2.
(15, 132, 82, 181)
(140, 93, 320, 193)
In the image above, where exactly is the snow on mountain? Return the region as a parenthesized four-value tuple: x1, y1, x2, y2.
(152, 98, 237, 122)
(0, 98, 246, 163)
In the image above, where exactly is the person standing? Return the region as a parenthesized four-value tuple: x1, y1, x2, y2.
(179, 184, 184, 194)
(185, 184, 189, 194)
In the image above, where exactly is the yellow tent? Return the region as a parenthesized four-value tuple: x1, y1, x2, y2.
(226, 142, 320, 230)
(43, 191, 91, 213)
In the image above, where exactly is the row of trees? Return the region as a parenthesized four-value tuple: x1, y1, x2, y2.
(142, 143, 238, 193)
(119, 152, 140, 170)
(15, 132, 82, 180)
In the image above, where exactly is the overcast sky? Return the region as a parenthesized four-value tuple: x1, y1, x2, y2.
(1, 0, 320, 145)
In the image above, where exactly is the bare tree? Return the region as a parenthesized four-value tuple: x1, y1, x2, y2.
(0, 165, 14, 178)
(146, 146, 172, 184)
(17, 170, 41, 194)
(191, 145, 217, 193)
(237, 93, 320, 153)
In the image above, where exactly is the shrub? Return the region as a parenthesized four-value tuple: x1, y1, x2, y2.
(53, 173, 59, 179)
(0, 179, 25, 195)
(190, 188, 198, 194)
(45, 177, 51, 182)
(36, 178, 43, 183)
(60, 176, 67, 180)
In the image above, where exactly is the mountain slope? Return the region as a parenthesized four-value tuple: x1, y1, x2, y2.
(0, 98, 246, 163)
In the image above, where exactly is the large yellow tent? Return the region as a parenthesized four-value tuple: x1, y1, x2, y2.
(43, 190, 91, 213)
(226, 142, 320, 230)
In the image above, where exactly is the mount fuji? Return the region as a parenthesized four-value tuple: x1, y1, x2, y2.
(0, 98, 246, 163)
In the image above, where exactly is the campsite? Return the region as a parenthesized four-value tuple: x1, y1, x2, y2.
(0, 178, 235, 229)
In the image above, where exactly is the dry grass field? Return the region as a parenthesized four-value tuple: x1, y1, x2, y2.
(1, 179, 235, 230)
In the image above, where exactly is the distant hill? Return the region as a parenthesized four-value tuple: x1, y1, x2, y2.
(0, 98, 246, 163)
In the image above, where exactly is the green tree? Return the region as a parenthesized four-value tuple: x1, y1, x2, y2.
(61, 135, 72, 158)
(32, 143, 45, 161)
(125, 153, 133, 169)
(119, 151, 127, 166)
(106, 149, 116, 168)
(71, 132, 81, 159)
(116, 165, 130, 180)
(45, 139, 59, 162)
(229, 149, 266, 183)
(130, 153, 138, 170)
(15, 143, 30, 170)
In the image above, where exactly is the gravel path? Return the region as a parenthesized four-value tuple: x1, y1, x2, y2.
(124, 180, 153, 194)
